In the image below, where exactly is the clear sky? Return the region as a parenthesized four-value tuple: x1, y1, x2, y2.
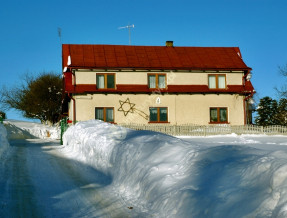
(1, 0, 287, 121)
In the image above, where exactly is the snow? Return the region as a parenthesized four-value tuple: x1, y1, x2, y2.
(1, 119, 287, 217)
(3, 120, 60, 140)
(62, 120, 287, 217)
(0, 124, 9, 156)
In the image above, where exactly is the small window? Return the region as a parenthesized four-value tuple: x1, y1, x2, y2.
(208, 75, 226, 89)
(95, 107, 114, 122)
(149, 107, 168, 123)
(148, 74, 166, 89)
(210, 107, 228, 123)
(96, 74, 115, 89)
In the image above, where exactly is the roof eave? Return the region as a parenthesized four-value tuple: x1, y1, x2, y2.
(67, 65, 252, 72)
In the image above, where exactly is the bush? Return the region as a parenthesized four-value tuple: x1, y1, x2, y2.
(0, 111, 6, 119)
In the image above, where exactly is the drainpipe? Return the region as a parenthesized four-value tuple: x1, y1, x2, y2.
(242, 69, 253, 124)
(68, 69, 76, 124)
(243, 93, 254, 125)
(68, 93, 76, 124)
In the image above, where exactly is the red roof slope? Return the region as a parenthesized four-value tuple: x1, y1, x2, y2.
(62, 44, 251, 71)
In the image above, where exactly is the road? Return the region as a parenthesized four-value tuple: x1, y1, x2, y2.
(0, 139, 133, 218)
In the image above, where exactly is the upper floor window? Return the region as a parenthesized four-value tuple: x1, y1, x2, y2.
(208, 75, 226, 89)
(210, 107, 228, 123)
(149, 107, 168, 123)
(148, 74, 166, 89)
(95, 107, 114, 123)
(96, 73, 115, 89)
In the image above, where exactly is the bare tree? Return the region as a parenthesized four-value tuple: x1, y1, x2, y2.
(276, 63, 287, 98)
(0, 72, 62, 124)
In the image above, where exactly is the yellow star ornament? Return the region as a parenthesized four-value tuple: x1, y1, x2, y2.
(118, 98, 136, 116)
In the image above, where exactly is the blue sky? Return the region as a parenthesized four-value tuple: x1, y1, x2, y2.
(1, 0, 287, 121)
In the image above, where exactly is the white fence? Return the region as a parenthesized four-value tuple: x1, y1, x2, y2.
(118, 124, 287, 136)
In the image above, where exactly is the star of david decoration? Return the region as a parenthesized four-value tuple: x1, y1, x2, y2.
(118, 98, 136, 116)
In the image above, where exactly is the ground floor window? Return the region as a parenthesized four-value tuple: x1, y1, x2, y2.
(210, 107, 228, 123)
(149, 107, 168, 123)
(95, 107, 114, 122)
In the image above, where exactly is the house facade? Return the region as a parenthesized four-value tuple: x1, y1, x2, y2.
(62, 42, 255, 125)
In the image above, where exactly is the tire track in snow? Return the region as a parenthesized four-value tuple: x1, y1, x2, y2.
(0, 138, 133, 217)
(0, 140, 42, 218)
(46, 142, 131, 218)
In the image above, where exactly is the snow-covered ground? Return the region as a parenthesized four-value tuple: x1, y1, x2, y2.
(4, 120, 60, 140)
(0, 123, 9, 156)
(1, 120, 287, 217)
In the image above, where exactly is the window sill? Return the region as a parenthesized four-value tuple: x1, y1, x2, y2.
(209, 122, 230, 124)
(148, 88, 167, 91)
(97, 88, 116, 90)
(208, 88, 227, 90)
(148, 121, 170, 124)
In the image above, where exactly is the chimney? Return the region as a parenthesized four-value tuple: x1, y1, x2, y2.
(166, 41, 174, 47)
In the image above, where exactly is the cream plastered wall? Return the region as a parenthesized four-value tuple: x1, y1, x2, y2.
(75, 71, 96, 84)
(74, 71, 244, 86)
(167, 72, 244, 85)
(116, 72, 147, 84)
(73, 93, 245, 125)
(68, 100, 74, 121)
(226, 73, 244, 85)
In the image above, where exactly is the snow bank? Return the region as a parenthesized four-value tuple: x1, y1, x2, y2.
(0, 124, 9, 156)
(62, 120, 287, 217)
(4, 120, 60, 140)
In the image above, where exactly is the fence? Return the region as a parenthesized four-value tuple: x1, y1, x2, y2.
(59, 120, 287, 142)
(60, 117, 69, 145)
(119, 123, 287, 136)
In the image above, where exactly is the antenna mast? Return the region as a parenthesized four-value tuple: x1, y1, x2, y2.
(58, 27, 62, 45)
(118, 24, 135, 45)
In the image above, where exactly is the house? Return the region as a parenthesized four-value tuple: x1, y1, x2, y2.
(62, 41, 255, 125)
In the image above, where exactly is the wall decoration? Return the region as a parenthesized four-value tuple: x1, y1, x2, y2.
(118, 98, 135, 116)
(118, 98, 149, 120)
(156, 97, 161, 104)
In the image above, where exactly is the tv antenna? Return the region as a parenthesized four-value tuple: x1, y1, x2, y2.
(58, 27, 62, 44)
(118, 24, 135, 45)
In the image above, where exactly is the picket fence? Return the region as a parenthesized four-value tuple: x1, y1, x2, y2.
(118, 123, 287, 136)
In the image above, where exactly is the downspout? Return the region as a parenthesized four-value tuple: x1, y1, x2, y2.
(242, 69, 253, 125)
(69, 69, 76, 124)
(243, 93, 254, 125)
(68, 93, 76, 124)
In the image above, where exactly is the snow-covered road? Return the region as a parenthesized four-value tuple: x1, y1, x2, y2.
(2, 120, 287, 217)
(0, 139, 134, 218)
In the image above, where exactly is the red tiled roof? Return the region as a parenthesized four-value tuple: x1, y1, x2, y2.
(62, 44, 251, 71)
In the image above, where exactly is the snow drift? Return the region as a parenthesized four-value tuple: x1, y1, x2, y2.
(62, 120, 287, 217)
(4, 120, 59, 140)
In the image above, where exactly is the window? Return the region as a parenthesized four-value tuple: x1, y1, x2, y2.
(210, 107, 228, 123)
(96, 74, 115, 89)
(148, 74, 166, 89)
(208, 75, 226, 89)
(95, 107, 114, 122)
(149, 107, 168, 123)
